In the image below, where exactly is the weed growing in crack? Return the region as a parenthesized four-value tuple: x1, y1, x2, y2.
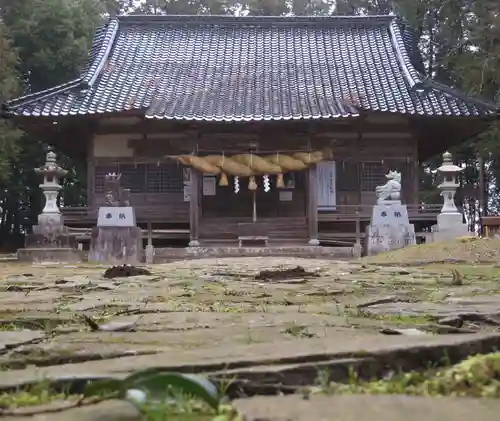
(0, 380, 78, 410)
(311, 352, 500, 398)
(342, 306, 434, 325)
(282, 324, 316, 338)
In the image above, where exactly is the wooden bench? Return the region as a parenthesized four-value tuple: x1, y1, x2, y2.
(237, 222, 269, 247)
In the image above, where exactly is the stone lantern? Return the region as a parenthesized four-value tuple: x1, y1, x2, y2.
(17, 149, 81, 263)
(437, 151, 462, 214)
(431, 151, 470, 239)
(34, 150, 67, 226)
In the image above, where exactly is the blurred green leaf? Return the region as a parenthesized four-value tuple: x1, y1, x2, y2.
(125, 371, 220, 410)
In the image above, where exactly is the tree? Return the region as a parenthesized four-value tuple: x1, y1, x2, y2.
(0, 23, 20, 185)
(0, 0, 105, 249)
(0, 23, 23, 246)
(2, 0, 105, 92)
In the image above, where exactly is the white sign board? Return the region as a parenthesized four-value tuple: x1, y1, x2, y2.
(97, 207, 136, 227)
(203, 176, 216, 196)
(279, 190, 293, 202)
(371, 203, 410, 227)
(183, 184, 191, 202)
(317, 161, 336, 210)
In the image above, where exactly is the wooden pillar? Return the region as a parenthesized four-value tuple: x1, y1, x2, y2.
(307, 164, 319, 246)
(479, 154, 487, 215)
(145, 220, 154, 264)
(413, 159, 419, 205)
(189, 169, 200, 247)
(86, 137, 95, 208)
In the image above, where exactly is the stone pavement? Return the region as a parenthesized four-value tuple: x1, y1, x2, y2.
(234, 394, 500, 421)
(2, 332, 499, 389)
(5, 394, 500, 421)
(1, 257, 500, 418)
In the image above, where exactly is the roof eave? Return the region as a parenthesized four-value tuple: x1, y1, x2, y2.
(1, 78, 90, 118)
(389, 20, 499, 116)
(416, 79, 500, 114)
(2, 17, 119, 118)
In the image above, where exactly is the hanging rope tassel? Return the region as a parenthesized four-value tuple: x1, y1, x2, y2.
(219, 152, 228, 186)
(275, 152, 285, 188)
(248, 153, 258, 190)
(276, 173, 285, 188)
(219, 172, 228, 186)
(248, 176, 258, 191)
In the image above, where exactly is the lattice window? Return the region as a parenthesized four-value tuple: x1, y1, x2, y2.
(94, 164, 118, 193)
(119, 163, 147, 193)
(336, 161, 359, 192)
(94, 162, 184, 194)
(360, 162, 386, 192)
(145, 162, 184, 193)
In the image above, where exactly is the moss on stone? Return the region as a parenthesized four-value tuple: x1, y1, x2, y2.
(321, 353, 500, 398)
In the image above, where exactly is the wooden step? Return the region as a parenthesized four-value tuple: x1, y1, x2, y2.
(199, 217, 309, 241)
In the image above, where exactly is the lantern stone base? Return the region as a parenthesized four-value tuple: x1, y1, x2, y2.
(17, 247, 83, 263)
(428, 212, 473, 242)
(18, 215, 82, 263)
(26, 228, 76, 249)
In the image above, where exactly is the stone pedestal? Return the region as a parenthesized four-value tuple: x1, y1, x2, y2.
(365, 201, 416, 256)
(89, 207, 142, 265)
(18, 215, 82, 263)
(430, 213, 470, 242)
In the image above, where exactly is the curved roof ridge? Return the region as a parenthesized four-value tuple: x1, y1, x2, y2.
(388, 20, 423, 88)
(83, 19, 120, 87)
(117, 13, 397, 26)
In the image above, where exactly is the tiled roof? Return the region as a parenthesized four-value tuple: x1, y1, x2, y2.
(3, 14, 498, 120)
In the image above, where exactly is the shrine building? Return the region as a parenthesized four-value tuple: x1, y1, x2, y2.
(3, 14, 499, 247)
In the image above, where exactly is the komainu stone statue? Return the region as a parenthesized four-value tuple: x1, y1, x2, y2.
(366, 169, 415, 256)
(89, 172, 141, 265)
(104, 173, 131, 206)
(375, 170, 401, 203)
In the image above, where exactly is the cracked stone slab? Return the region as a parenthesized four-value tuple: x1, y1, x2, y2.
(363, 297, 500, 318)
(1, 332, 500, 390)
(0, 331, 46, 350)
(2, 400, 140, 421)
(233, 394, 500, 421)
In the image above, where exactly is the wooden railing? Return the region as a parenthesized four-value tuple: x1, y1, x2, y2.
(318, 203, 442, 221)
(61, 203, 442, 247)
(61, 204, 189, 224)
(65, 226, 190, 241)
(62, 204, 442, 221)
(318, 203, 442, 247)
